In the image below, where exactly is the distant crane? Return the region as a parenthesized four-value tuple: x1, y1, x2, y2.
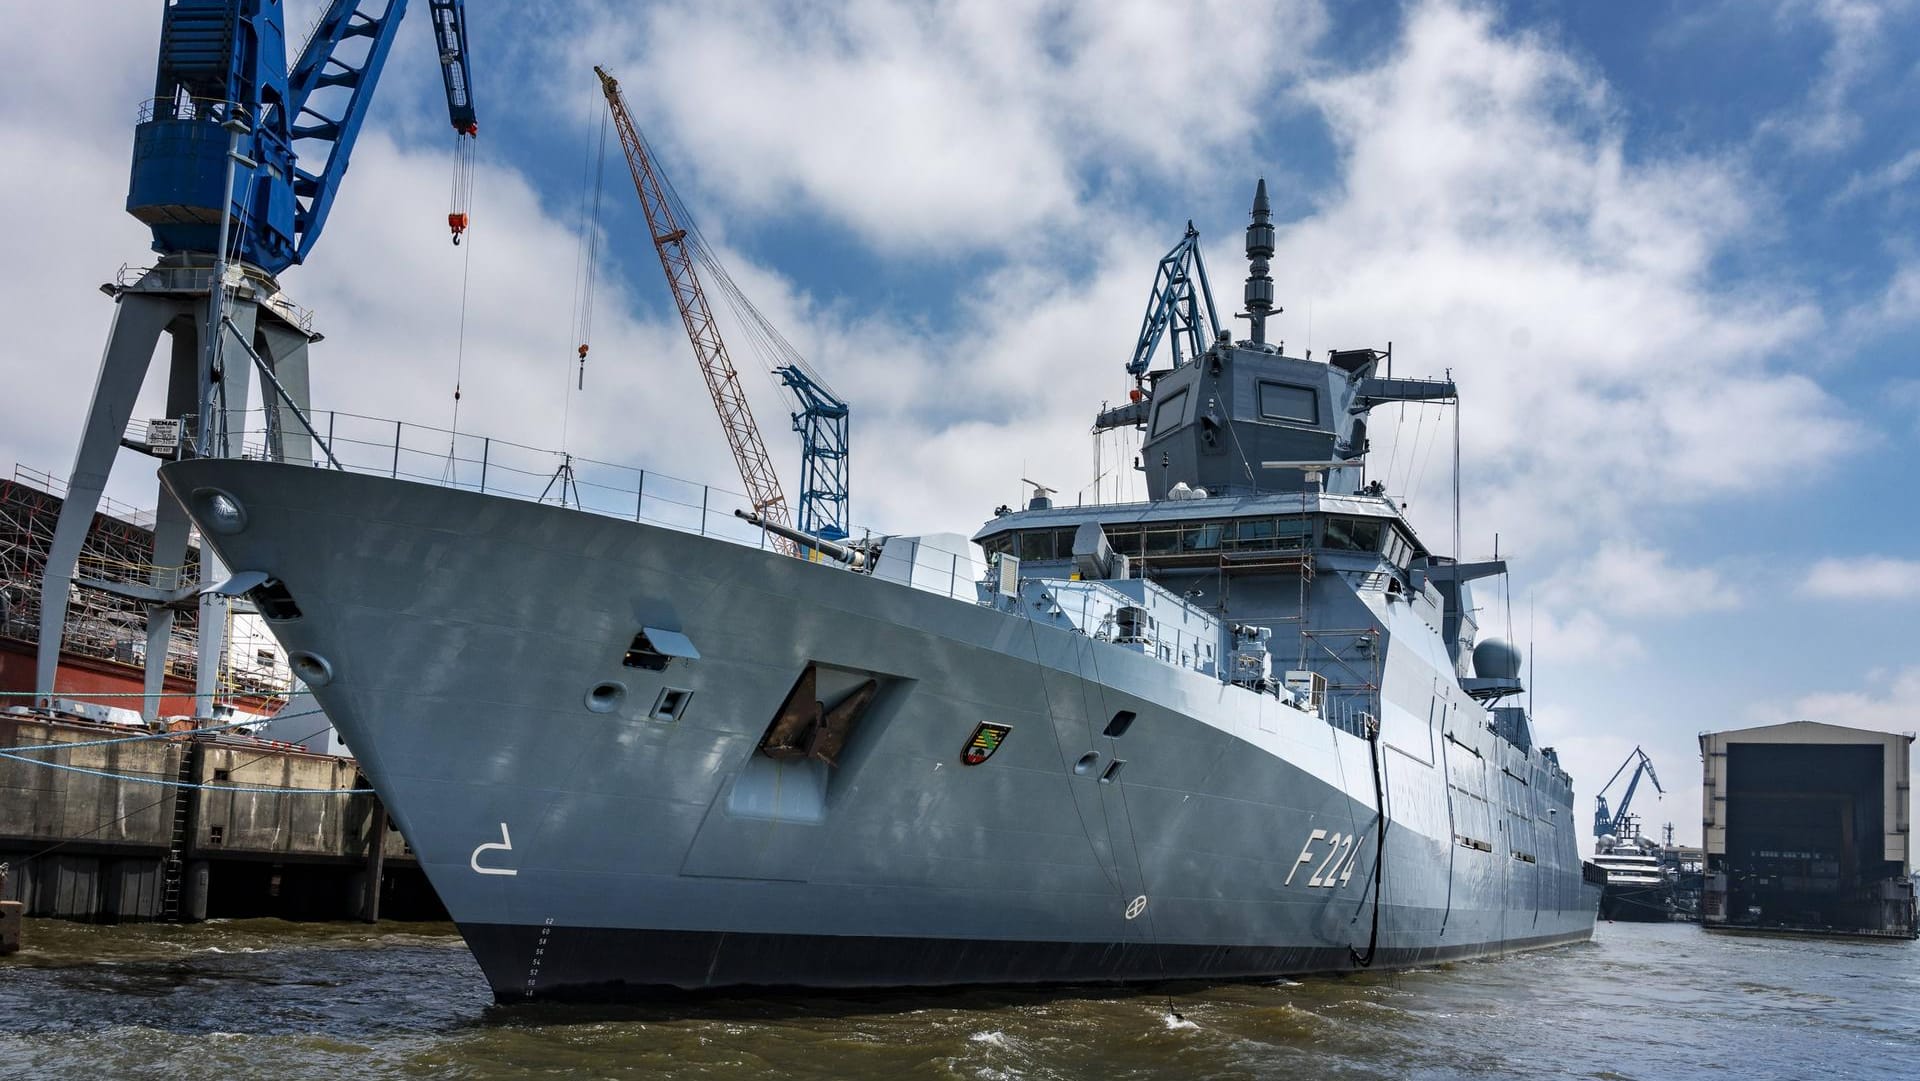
(38, 0, 477, 718)
(1595, 746, 1664, 843)
(1094, 223, 1223, 433)
(595, 67, 851, 546)
(776, 366, 850, 541)
(1128, 222, 1223, 386)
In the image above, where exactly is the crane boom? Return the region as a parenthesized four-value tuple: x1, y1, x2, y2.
(1594, 745, 1665, 841)
(595, 67, 791, 529)
(1128, 222, 1221, 380)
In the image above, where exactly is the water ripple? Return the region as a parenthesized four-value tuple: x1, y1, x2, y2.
(0, 920, 1914, 1079)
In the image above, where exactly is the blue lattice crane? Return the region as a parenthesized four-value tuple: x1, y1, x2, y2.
(776, 366, 851, 541)
(131, 0, 478, 271)
(1127, 222, 1222, 383)
(1094, 223, 1224, 433)
(38, 0, 478, 719)
(1594, 746, 1664, 843)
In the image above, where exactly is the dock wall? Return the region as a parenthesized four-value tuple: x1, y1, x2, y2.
(0, 712, 444, 922)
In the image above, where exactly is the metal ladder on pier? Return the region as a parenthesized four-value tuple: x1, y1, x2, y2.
(158, 748, 196, 921)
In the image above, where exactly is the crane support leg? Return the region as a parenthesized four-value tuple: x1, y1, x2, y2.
(139, 319, 207, 721)
(34, 294, 174, 702)
(211, 304, 259, 461)
(258, 322, 314, 465)
(37, 259, 321, 715)
(142, 495, 192, 722)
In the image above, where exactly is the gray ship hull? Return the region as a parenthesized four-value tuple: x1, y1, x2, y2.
(163, 460, 1599, 999)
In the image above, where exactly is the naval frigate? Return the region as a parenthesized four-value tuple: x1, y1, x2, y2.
(162, 181, 1601, 999)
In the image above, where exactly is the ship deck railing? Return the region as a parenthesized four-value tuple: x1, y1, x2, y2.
(182, 410, 814, 553)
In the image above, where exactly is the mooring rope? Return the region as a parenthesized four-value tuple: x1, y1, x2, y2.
(0, 706, 368, 794)
(1350, 714, 1389, 967)
(2, 709, 324, 753)
(0, 750, 373, 795)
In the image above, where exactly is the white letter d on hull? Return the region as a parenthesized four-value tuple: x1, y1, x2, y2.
(471, 822, 518, 877)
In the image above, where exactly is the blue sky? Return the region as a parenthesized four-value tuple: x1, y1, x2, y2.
(2, 0, 1916, 849)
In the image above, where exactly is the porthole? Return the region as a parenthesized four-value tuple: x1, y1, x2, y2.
(584, 681, 627, 714)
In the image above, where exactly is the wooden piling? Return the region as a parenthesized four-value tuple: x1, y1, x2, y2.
(361, 798, 388, 923)
(1, 899, 22, 955)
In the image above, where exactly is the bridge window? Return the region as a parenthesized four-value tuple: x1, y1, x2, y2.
(1017, 528, 1077, 561)
(979, 533, 1013, 557)
(1227, 518, 1275, 549)
(1324, 517, 1385, 552)
(1383, 527, 1414, 568)
(1181, 522, 1225, 552)
(1258, 382, 1319, 424)
(1151, 389, 1188, 436)
(1102, 525, 1143, 556)
(1144, 526, 1182, 556)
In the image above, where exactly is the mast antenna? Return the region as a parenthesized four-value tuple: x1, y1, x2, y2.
(1243, 178, 1278, 345)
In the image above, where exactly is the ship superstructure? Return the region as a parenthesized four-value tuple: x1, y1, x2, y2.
(159, 182, 1600, 999)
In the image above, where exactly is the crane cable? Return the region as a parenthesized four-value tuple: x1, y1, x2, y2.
(448, 126, 477, 244)
(639, 124, 835, 399)
(561, 89, 609, 451)
(572, 110, 610, 393)
(444, 148, 476, 484)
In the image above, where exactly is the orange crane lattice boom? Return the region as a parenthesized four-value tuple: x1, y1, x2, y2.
(595, 66, 791, 532)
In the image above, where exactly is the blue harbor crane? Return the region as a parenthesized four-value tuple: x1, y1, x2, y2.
(1092, 222, 1224, 433)
(776, 366, 851, 541)
(1594, 746, 1664, 843)
(37, 0, 478, 719)
(1128, 222, 1223, 383)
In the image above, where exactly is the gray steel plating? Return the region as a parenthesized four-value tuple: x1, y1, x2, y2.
(157, 185, 1597, 998)
(161, 451, 1597, 999)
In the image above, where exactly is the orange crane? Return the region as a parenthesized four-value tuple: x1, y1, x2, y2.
(594, 66, 793, 539)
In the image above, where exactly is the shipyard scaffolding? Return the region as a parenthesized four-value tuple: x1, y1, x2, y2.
(0, 465, 292, 716)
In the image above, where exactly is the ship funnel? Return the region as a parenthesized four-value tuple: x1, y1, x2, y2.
(1244, 178, 1277, 345)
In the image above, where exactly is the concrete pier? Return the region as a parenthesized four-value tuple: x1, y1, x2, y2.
(0, 711, 444, 922)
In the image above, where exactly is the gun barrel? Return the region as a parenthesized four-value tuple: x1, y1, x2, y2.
(733, 509, 864, 567)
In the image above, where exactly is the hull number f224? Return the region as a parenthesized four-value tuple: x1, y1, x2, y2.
(1286, 828, 1362, 888)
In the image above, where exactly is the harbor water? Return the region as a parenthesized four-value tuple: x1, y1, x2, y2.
(1, 920, 1913, 1079)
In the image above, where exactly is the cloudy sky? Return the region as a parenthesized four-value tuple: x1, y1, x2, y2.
(2, 0, 1916, 851)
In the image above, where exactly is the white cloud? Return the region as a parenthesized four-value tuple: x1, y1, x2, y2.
(1872, 262, 1920, 323)
(1270, 1, 1852, 559)
(1890, 377, 1920, 433)
(1757, 0, 1901, 155)
(552, 0, 1327, 254)
(1546, 543, 1741, 618)
(1529, 608, 1645, 668)
(1802, 555, 1920, 599)
(1832, 145, 1920, 205)
(1750, 665, 1920, 732)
